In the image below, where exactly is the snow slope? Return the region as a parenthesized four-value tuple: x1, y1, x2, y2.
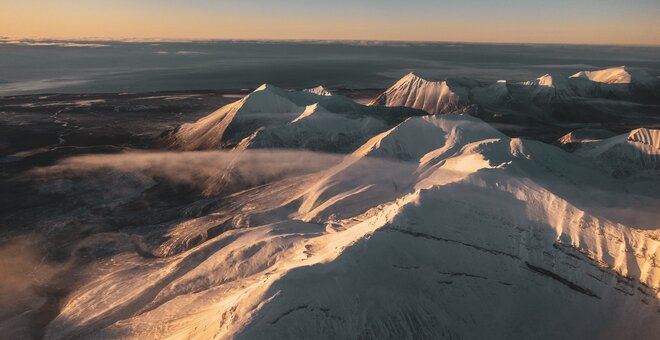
(43, 114, 660, 340)
(236, 103, 389, 152)
(171, 84, 305, 150)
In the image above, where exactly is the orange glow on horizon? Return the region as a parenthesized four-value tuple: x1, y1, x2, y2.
(2, 2, 659, 46)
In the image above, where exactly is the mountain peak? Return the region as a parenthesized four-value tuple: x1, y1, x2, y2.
(404, 71, 422, 79)
(370, 73, 470, 114)
(254, 83, 283, 93)
(397, 72, 426, 84)
(523, 74, 556, 88)
(255, 83, 270, 91)
(303, 85, 333, 96)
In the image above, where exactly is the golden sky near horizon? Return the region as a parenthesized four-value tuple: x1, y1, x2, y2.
(2, 0, 660, 45)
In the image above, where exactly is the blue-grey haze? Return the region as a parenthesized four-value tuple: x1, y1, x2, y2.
(1, 40, 659, 96)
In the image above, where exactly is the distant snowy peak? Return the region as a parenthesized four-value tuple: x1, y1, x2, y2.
(237, 84, 304, 114)
(369, 66, 659, 121)
(303, 85, 333, 96)
(572, 127, 660, 175)
(570, 66, 655, 85)
(574, 127, 660, 156)
(252, 83, 341, 108)
(523, 74, 557, 88)
(557, 128, 616, 146)
(521, 66, 658, 91)
(518, 73, 575, 103)
(172, 84, 326, 150)
(369, 72, 469, 114)
(570, 66, 630, 84)
(397, 72, 425, 85)
(628, 128, 660, 149)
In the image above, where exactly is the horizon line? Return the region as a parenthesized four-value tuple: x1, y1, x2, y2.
(2, 36, 660, 48)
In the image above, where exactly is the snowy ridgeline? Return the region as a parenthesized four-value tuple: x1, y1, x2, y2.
(33, 67, 660, 339)
(370, 66, 660, 115)
(169, 66, 660, 153)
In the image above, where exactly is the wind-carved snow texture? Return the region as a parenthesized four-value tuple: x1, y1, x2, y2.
(13, 68, 660, 339)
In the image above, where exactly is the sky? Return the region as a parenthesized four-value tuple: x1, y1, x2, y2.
(2, 0, 660, 45)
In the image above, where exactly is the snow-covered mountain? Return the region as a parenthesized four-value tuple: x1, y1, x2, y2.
(302, 85, 333, 96)
(369, 73, 473, 114)
(572, 127, 660, 176)
(169, 65, 659, 153)
(570, 66, 656, 85)
(369, 67, 659, 126)
(169, 83, 426, 151)
(556, 128, 617, 147)
(522, 73, 557, 87)
(41, 112, 660, 339)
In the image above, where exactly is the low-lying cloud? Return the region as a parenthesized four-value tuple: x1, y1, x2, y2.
(31, 150, 346, 195)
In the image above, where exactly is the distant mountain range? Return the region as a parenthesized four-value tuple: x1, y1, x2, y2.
(168, 66, 660, 154)
(370, 66, 660, 124)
